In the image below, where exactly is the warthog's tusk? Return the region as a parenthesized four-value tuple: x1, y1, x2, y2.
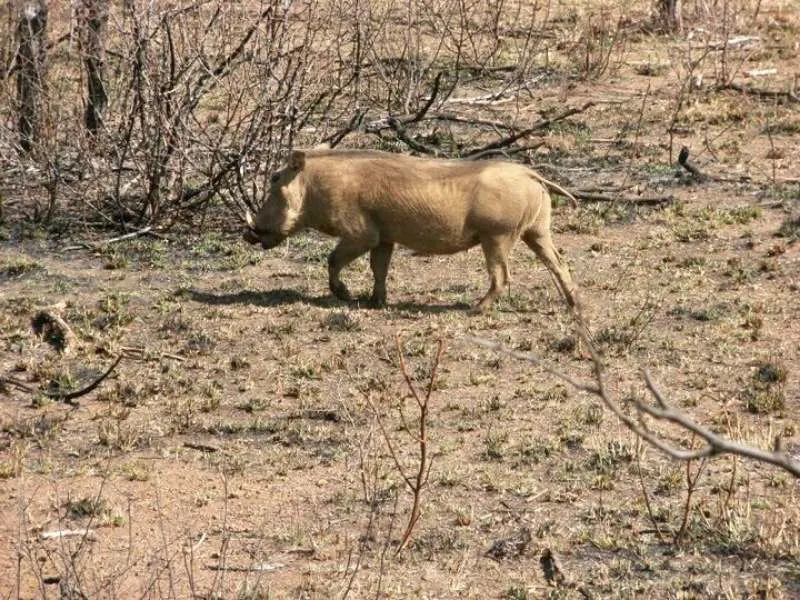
(245, 209, 256, 229)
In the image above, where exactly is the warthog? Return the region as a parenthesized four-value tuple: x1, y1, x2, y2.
(244, 149, 580, 313)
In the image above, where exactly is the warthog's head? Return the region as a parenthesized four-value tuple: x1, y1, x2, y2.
(243, 151, 307, 249)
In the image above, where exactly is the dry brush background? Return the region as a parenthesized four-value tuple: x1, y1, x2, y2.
(1, 0, 799, 598)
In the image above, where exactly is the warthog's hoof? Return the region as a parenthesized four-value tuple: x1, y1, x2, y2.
(367, 294, 387, 309)
(330, 282, 352, 302)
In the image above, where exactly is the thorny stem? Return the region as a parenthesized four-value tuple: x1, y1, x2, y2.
(674, 439, 707, 546)
(395, 334, 443, 553)
(635, 444, 666, 544)
(362, 334, 443, 553)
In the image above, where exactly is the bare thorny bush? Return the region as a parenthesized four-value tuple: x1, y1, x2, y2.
(1, 0, 363, 229)
(0, 0, 665, 231)
(1, 1, 786, 231)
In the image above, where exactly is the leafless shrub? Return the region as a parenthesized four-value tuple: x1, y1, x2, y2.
(363, 335, 443, 553)
(1, 0, 592, 230)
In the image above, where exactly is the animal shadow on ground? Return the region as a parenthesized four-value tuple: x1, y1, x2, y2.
(188, 288, 472, 314)
(188, 288, 334, 308)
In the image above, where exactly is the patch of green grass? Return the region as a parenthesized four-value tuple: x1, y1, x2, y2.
(763, 118, 800, 135)
(286, 232, 333, 263)
(0, 259, 44, 281)
(723, 205, 761, 226)
(94, 292, 134, 331)
(672, 223, 713, 243)
(102, 249, 130, 270)
(99, 239, 170, 269)
(563, 210, 604, 235)
(502, 583, 530, 600)
(677, 256, 706, 269)
(0, 441, 27, 479)
(65, 496, 111, 519)
(634, 61, 669, 76)
(776, 215, 800, 242)
(185, 330, 215, 354)
(484, 430, 509, 461)
(513, 437, 559, 465)
(322, 310, 361, 331)
(97, 412, 146, 451)
(742, 360, 787, 414)
(192, 233, 263, 270)
(118, 461, 151, 482)
(587, 441, 633, 475)
(743, 388, 785, 414)
(753, 360, 787, 385)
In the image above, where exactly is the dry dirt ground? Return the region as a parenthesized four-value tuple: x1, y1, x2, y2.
(2, 6, 800, 600)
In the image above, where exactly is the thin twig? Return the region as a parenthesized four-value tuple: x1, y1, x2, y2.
(461, 102, 595, 158)
(403, 72, 444, 126)
(63, 227, 155, 252)
(394, 334, 442, 553)
(1, 355, 124, 406)
(635, 446, 666, 544)
(386, 118, 441, 156)
(674, 452, 707, 546)
(720, 82, 799, 104)
(572, 192, 674, 206)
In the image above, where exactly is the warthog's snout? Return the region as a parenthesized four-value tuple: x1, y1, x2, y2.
(243, 209, 286, 249)
(242, 228, 285, 249)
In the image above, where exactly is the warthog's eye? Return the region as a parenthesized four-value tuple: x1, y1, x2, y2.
(270, 173, 280, 185)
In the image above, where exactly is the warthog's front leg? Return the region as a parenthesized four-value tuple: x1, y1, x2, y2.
(368, 242, 394, 308)
(327, 240, 371, 302)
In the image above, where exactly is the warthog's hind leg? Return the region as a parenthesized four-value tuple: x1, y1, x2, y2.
(473, 236, 513, 313)
(328, 240, 371, 302)
(523, 229, 580, 312)
(368, 242, 394, 308)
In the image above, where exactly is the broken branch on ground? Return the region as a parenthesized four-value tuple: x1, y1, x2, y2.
(1, 355, 124, 407)
(466, 322, 800, 479)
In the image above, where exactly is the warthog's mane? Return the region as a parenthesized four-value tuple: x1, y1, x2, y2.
(301, 149, 497, 182)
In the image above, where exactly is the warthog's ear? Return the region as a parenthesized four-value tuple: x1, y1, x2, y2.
(289, 150, 306, 171)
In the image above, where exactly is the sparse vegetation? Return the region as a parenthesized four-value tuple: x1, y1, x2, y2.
(1, 0, 799, 598)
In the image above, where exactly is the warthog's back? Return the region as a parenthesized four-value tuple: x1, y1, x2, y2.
(301, 150, 549, 254)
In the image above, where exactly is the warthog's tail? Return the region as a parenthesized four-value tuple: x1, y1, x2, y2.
(527, 171, 578, 209)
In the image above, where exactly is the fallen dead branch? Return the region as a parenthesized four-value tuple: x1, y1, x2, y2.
(572, 191, 674, 206)
(386, 117, 443, 156)
(677, 146, 706, 180)
(466, 323, 800, 479)
(697, 35, 761, 51)
(465, 142, 545, 162)
(32, 309, 76, 354)
(461, 102, 596, 159)
(0, 355, 124, 406)
(719, 81, 799, 104)
(120, 346, 186, 362)
(183, 442, 221, 453)
(335, 83, 593, 167)
(40, 529, 97, 541)
(205, 563, 285, 572)
(62, 226, 156, 252)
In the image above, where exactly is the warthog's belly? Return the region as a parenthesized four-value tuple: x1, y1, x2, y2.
(388, 227, 481, 255)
